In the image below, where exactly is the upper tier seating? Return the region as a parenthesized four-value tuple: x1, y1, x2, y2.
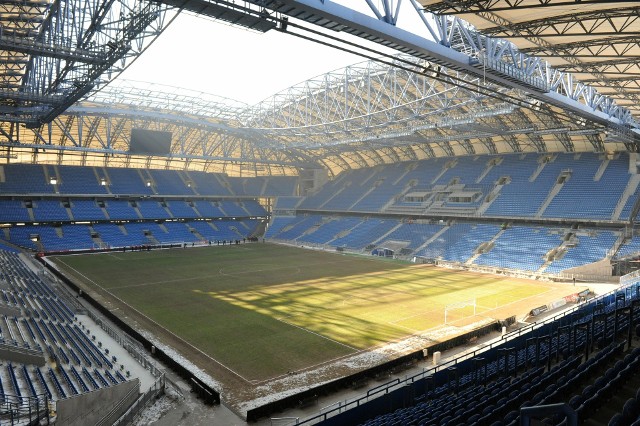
(146, 169, 194, 195)
(264, 176, 298, 196)
(349, 164, 412, 212)
(226, 176, 264, 196)
(274, 196, 303, 210)
(542, 153, 627, 219)
(1, 163, 299, 198)
(477, 154, 539, 217)
(182, 170, 232, 196)
(242, 200, 268, 217)
(435, 156, 488, 186)
(103, 168, 153, 195)
(297, 171, 362, 210)
(0, 164, 53, 194)
(297, 153, 637, 222)
(57, 165, 108, 194)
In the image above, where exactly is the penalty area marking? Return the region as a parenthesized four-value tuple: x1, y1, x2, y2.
(274, 316, 358, 352)
(218, 264, 302, 277)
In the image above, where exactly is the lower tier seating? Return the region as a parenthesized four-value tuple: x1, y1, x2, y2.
(267, 215, 619, 275)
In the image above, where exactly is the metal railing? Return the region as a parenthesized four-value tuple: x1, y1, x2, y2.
(84, 307, 167, 425)
(85, 309, 164, 379)
(111, 373, 165, 426)
(0, 394, 49, 426)
(291, 276, 637, 426)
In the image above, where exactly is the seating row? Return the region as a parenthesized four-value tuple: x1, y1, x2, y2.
(0, 164, 298, 197)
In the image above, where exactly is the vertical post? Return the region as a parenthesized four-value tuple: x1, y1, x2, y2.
(497, 348, 507, 378)
(558, 326, 570, 359)
(576, 323, 588, 361)
(425, 375, 434, 398)
(627, 304, 633, 348)
(543, 334, 552, 371)
(555, 325, 561, 363)
(473, 357, 485, 386)
(592, 314, 605, 351)
(509, 347, 517, 377)
(609, 311, 616, 344)
(585, 322, 591, 359)
(447, 367, 458, 395)
(526, 338, 537, 370)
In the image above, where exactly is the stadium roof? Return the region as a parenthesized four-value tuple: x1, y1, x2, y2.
(0, 1, 638, 177)
(419, 1, 640, 120)
(0, 0, 173, 126)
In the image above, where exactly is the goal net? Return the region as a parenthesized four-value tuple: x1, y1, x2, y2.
(444, 298, 476, 325)
(92, 242, 109, 250)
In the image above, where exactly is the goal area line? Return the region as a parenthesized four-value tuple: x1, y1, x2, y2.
(444, 298, 476, 324)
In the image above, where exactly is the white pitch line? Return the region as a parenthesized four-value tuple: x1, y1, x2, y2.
(217, 265, 302, 278)
(388, 307, 441, 325)
(104, 253, 124, 261)
(274, 316, 358, 351)
(110, 273, 221, 290)
(52, 258, 253, 383)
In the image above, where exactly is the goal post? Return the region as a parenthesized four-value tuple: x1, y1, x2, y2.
(92, 242, 109, 250)
(444, 298, 476, 325)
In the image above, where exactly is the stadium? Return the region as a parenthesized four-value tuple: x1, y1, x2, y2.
(1, 1, 640, 425)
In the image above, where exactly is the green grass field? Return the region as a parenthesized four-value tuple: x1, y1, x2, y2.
(50, 243, 573, 382)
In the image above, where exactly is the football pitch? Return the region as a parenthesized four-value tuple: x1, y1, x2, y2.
(50, 243, 578, 383)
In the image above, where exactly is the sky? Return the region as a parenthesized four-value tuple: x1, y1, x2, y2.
(117, 2, 430, 106)
(117, 12, 365, 105)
